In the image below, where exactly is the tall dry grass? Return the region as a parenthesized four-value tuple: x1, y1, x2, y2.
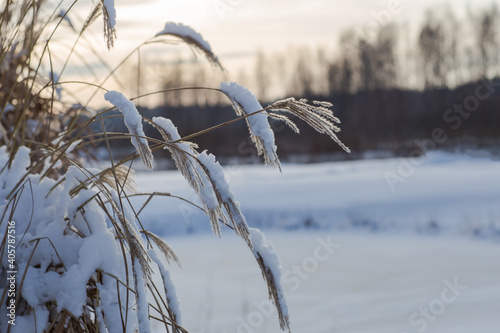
(0, 1, 348, 332)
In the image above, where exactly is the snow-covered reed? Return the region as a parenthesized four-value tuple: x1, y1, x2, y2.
(267, 98, 350, 153)
(101, 0, 117, 48)
(155, 22, 224, 70)
(0, 1, 347, 333)
(220, 82, 281, 168)
(105, 90, 154, 169)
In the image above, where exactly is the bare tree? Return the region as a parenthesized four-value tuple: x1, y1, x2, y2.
(442, 5, 462, 86)
(327, 61, 342, 94)
(254, 49, 271, 101)
(357, 25, 398, 91)
(286, 47, 315, 96)
(335, 29, 359, 93)
(358, 38, 375, 91)
(316, 46, 330, 96)
(327, 56, 355, 95)
(162, 56, 184, 106)
(192, 64, 208, 106)
(475, 4, 500, 78)
(418, 12, 447, 88)
(374, 24, 398, 89)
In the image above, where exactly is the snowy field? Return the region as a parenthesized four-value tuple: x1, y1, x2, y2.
(133, 151, 500, 333)
(155, 232, 500, 333)
(134, 151, 500, 239)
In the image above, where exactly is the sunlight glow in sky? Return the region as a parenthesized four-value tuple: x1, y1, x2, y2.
(59, 0, 499, 107)
(110, 0, 496, 59)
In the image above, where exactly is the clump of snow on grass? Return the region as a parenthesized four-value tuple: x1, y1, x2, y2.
(197, 150, 251, 240)
(153, 116, 181, 141)
(150, 115, 289, 327)
(196, 152, 230, 201)
(134, 258, 151, 333)
(0, 146, 143, 332)
(1, 145, 29, 190)
(156, 22, 211, 52)
(103, 0, 116, 29)
(155, 22, 223, 70)
(249, 227, 289, 330)
(149, 250, 182, 324)
(220, 82, 280, 168)
(152, 116, 221, 232)
(152, 117, 215, 208)
(104, 91, 153, 169)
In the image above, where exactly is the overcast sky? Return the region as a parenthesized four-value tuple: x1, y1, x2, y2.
(109, 0, 497, 60)
(61, 0, 499, 105)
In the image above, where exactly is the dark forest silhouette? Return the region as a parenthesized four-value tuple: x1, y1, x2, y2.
(99, 3, 500, 163)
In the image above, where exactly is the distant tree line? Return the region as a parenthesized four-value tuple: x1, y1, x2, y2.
(102, 3, 500, 163)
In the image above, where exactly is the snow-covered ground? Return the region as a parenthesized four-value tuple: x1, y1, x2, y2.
(134, 151, 500, 333)
(134, 151, 500, 239)
(155, 232, 500, 333)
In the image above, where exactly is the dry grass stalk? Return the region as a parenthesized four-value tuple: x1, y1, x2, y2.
(150, 117, 258, 243)
(249, 128, 281, 168)
(235, 100, 280, 168)
(254, 252, 290, 332)
(147, 118, 294, 328)
(110, 197, 152, 279)
(82, 3, 103, 34)
(0, 1, 351, 332)
(266, 112, 300, 133)
(99, 164, 137, 193)
(100, 0, 116, 49)
(67, 165, 136, 198)
(196, 159, 252, 246)
(155, 22, 224, 71)
(142, 230, 180, 266)
(267, 97, 350, 153)
(132, 258, 151, 333)
(220, 82, 281, 168)
(95, 180, 152, 281)
(0, 2, 189, 333)
(149, 117, 227, 235)
(152, 119, 201, 190)
(136, 139, 155, 170)
(104, 91, 154, 170)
